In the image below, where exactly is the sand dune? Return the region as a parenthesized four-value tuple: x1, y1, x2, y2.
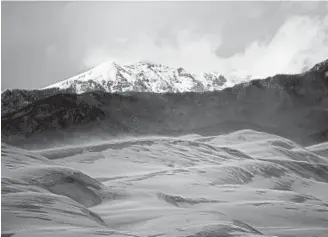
(2, 130, 328, 236)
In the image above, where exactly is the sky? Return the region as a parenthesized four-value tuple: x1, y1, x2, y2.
(2, 1, 328, 90)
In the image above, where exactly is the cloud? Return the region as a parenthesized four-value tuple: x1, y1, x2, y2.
(228, 15, 328, 77)
(45, 45, 57, 57)
(83, 48, 117, 68)
(115, 37, 129, 44)
(83, 31, 223, 72)
(83, 15, 328, 79)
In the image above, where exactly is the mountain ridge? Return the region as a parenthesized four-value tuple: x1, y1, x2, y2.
(2, 59, 327, 116)
(2, 58, 328, 149)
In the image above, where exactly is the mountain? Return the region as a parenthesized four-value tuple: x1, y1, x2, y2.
(43, 61, 247, 93)
(1, 61, 250, 115)
(2, 59, 328, 149)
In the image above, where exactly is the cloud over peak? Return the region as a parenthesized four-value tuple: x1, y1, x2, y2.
(83, 15, 328, 79)
(2, 1, 328, 89)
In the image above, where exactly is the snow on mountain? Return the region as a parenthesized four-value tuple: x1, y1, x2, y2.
(43, 61, 250, 94)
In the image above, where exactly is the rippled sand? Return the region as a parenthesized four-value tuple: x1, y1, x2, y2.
(2, 130, 328, 237)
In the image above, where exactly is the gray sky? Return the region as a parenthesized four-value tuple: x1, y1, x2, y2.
(2, 1, 328, 90)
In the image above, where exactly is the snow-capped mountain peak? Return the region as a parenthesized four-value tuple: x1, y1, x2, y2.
(43, 61, 250, 94)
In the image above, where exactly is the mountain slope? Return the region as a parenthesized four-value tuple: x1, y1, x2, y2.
(2, 59, 328, 148)
(1, 88, 72, 114)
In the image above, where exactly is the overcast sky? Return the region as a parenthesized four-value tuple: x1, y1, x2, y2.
(2, 1, 328, 90)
